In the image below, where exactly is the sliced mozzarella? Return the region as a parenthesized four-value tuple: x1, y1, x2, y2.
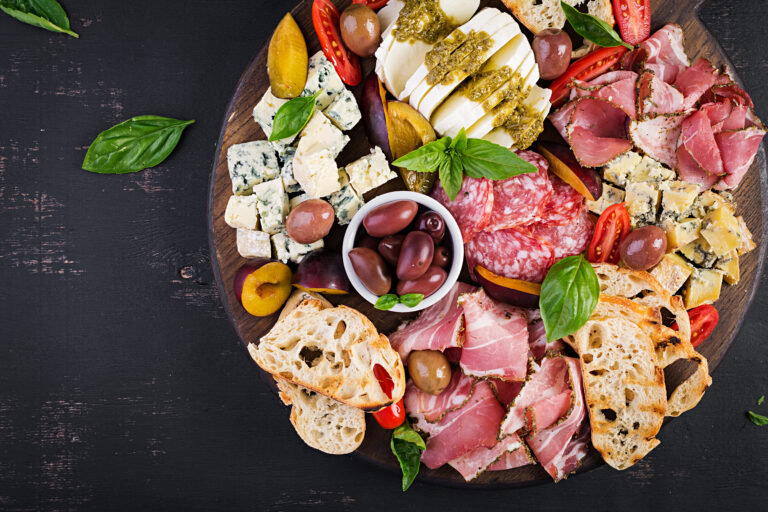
(482, 86, 553, 149)
(399, 7, 501, 102)
(378, 0, 404, 35)
(440, 0, 481, 25)
(431, 34, 530, 137)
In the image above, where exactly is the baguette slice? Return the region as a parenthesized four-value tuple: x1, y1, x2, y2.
(276, 379, 366, 455)
(250, 299, 406, 411)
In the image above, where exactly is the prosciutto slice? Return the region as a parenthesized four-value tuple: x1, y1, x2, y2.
(488, 444, 535, 471)
(676, 142, 719, 189)
(528, 318, 568, 362)
(421, 380, 505, 469)
(526, 357, 590, 481)
(447, 433, 523, 481)
(713, 127, 766, 189)
(700, 99, 733, 131)
(640, 24, 690, 83)
(629, 112, 690, 168)
(567, 98, 632, 167)
(490, 379, 523, 408)
(721, 105, 748, 132)
(405, 370, 476, 435)
(681, 110, 725, 175)
(459, 289, 529, 381)
(572, 77, 638, 120)
(636, 69, 685, 116)
(549, 101, 577, 142)
(674, 58, 718, 109)
(389, 281, 476, 361)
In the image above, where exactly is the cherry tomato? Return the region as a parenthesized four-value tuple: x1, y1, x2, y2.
(587, 203, 631, 264)
(353, 0, 390, 9)
(672, 305, 719, 348)
(549, 46, 629, 106)
(312, 0, 362, 86)
(373, 398, 406, 429)
(373, 363, 394, 399)
(612, 0, 651, 46)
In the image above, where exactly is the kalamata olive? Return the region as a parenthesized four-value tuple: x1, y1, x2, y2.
(407, 350, 451, 395)
(397, 231, 434, 280)
(348, 248, 391, 296)
(432, 246, 451, 269)
(285, 199, 334, 244)
(340, 4, 381, 58)
(363, 200, 419, 238)
(620, 225, 668, 270)
(396, 266, 447, 297)
(415, 211, 445, 244)
(357, 235, 380, 252)
(532, 28, 572, 80)
(378, 235, 404, 266)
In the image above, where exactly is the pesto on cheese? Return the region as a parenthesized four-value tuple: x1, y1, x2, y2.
(458, 66, 514, 102)
(491, 98, 543, 150)
(393, 0, 454, 44)
(424, 30, 493, 86)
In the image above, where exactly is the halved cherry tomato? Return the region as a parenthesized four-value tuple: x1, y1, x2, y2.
(672, 305, 719, 348)
(373, 363, 394, 399)
(549, 46, 629, 106)
(353, 0, 390, 9)
(312, 0, 362, 86)
(587, 203, 631, 264)
(373, 398, 405, 429)
(612, 0, 651, 46)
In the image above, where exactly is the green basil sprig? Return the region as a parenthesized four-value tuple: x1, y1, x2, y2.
(390, 421, 425, 491)
(561, 1, 632, 50)
(0, 0, 78, 37)
(375, 293, 425, 311)
(759, 395, 765, 406)
(392, 128, 537, 201)
(747, 411, 768, 426)
(82, 116, 194, 174)
(539, 254, 599, 342)
(269, 90, 322, 142)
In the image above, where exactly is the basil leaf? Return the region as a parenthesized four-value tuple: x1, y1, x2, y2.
(391, 422, 425, 491)
(450, 127, 468, 154)
(540, 255, 599, 342)
(747, 411, 768, 426)
(399, 293, 425, 308)
(392, 137, 451, 174)
(759, 395, 765, 405)
(1, 0, 78, 37)
(82, 116, 194, 174)
(269, 90, 322, 141)
(461, 138, 537, 180)
(561, 1, 632, 50)
(375, 294, 399, 311)
(438, 154, 463, 201)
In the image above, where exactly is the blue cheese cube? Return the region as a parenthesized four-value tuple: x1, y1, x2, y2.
(289, 193, 311, 210)
(345, 146, 396, 196)
(298, 111, 350, 159)
(326, 169, 364, 225)
(633, 156, 677, 182)
(271, 231, 324, 264)
(227, 141, 280, 195)
(587, 183, 625, 215)
(252, 88, 297, 149)
(293, 149, 342, 198)
(659, 181, 700, 223)
(304, 51, 346, 111)
(323, 88, 361, 131)
(251, 178, 289, 234)
(224, 195, 259, 230)
(625, 181, 660, 228)
(279, 145, 302, 193)
(236, 229, 271, 259)
(603, 151, 642, 187)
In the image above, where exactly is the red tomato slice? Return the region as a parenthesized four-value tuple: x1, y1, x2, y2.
(353, 0, 390, 9)
(587, 203, 631, 264)
(373, 363, 394, 399)
(549, 46, 629, 106)
(373, 398, 406, 429)
(672, 305, 719, 348)
(612, 0, 651, 46)
(312, 0, 362, 86)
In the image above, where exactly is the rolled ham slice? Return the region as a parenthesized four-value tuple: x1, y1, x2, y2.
(566, 98, 632, 167)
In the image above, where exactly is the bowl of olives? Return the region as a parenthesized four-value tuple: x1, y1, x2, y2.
(342, 191, 464, 313)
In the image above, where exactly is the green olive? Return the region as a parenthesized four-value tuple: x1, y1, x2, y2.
(407, 350, 451, 395)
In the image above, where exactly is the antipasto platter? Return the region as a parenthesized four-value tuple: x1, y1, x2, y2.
(209, 0, 767, 488)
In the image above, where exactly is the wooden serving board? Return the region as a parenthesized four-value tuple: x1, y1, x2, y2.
(208, 0, 767, 487)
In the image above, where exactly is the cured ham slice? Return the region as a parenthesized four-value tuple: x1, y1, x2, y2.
(405, 370, 476, 435)
(713, 127, 766, 189)
(681, 110, 725, 175)
(711, 83, 754, 108)
(490, 379, 523, 407)
(526, 357, 590, 481)
(674, 58, 718, 109)
(549, 101, 576, 142)
(620, 47, 648, 73)
(629, 112, 690, 168)
(640, 24, 690, 83)
(636, 70, 684, 116)
(484, 151, 553, 231)
(528, 318, 567, 362)
(587, 70, 638, 87)
(573, 77, 638, 120)
(535, 173, 584, 226)
(567, 98, 632, 167)
(447, 433, 523, 481)
(488, 444, 535, 471)
(459, 289, 529, 381)
(721, 105, 748, 132)
(465, 227, 556, 284)
(389, 281, 476, 361)
(700, 100, 733, 131)
(676, 142, 719, 189)
(528, 205, 594, 261)
(431, 177, 493, 243)
(421, 380, 505, 469)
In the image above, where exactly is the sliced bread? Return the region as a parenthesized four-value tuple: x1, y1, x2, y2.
(250, 299, 406, 411)
(276, 379, 366, 455)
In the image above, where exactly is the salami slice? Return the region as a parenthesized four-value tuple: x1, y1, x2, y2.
(535, 173, 584, 226)
(484, 151, 553, 231)
(465, 227, 556, 284)
(528, 206, 595, 261)
(431, 177, 494, 243)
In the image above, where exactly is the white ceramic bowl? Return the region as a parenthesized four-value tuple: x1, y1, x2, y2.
(342, 191, 464, 313)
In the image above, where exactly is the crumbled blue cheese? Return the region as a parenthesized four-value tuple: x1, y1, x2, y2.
(279, 145, 302, 193)
(271, 231, 324, 264)
(625, 181, 660, 228)
(603, 151, 642, 187)
(679, 237, 718, 268)
(633, 156, 676, 182)
(326, 169, 364, 225)
(224, 195, 259, 230)
(323, 88, 361, 131)
(252, 88, 297, 150)
(298, 111, 350, 159)
(345, 146, 396, 196)
(236, 229, 271, 259)
(289, 193, 311, 210)
(292, 148, 342, 198)
(227, 141, 280, 195)
(304, 51, 346, 111)
(659, 181, 701, 223)
(251, 178, 289, 234)
(587, 183, 625, 215)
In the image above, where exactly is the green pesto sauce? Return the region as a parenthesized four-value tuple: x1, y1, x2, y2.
(425, 30, 493, 86)
(393, 0, 454, 44)
(492, 99, 544, 150)
(458, 66, 514, 102)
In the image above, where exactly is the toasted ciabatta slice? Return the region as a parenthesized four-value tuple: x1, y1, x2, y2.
(250, 299, 406, 411)
(276, 379, 366, 455)
(278, 289, 332, 322)
(566, 304, 666, 470)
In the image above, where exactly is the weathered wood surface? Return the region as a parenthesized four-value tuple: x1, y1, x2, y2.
(0, 0, 767, 509)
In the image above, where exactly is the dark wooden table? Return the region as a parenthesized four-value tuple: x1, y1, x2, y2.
(0, 1, 766, 510)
